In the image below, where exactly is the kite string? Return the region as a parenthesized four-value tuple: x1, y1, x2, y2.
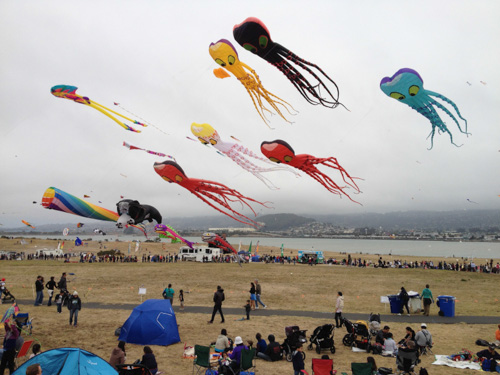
(114, 103, 170, 135)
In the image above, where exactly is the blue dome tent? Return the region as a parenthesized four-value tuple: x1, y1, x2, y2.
(13, 347, 117, 374)
(119, 299, 180, 346)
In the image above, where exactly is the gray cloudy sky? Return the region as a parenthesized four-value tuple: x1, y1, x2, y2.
(1, 0, 499, 228)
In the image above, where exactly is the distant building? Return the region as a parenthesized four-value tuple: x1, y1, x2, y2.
(208, 227, 258, 233)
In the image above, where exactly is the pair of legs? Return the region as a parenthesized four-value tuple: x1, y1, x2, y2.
(209, 305, 224, 323)
(335, 312, 343, 328)
(400, 301, 410, 315)
(0, 348, 16, 374)
(34, 291, 43, 306)
(255, 294, 266, 308)
(423, 298, 431, 316)
(47, 289, 54, 306)
(69, 309, 79, 326)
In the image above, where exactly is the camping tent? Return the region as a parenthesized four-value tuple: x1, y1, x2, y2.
(119, 299, 180, 346)
(13, 347, 117, 374)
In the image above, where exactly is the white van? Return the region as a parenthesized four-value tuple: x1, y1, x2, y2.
(35, 248, 64, 257)
(178, 245, 221, 262)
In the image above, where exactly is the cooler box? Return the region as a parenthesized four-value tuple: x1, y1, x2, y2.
(388, 294, 402, 314)
(437, 295, 456, 317)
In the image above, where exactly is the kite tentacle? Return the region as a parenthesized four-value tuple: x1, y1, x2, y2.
(310, 157, 362, 192)
(427, 90, 468, 131)
(429, 98, 469, 135)
(88, 103, 140, 132)
(304, 166, 361, 205)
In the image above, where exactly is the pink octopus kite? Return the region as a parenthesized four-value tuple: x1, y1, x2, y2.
(190, 123, 298, 189)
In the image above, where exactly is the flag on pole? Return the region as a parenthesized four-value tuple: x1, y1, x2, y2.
(248, 241, 252, 256)
(280, 243, 284, 257)
(238, 241, 242, 252)
(60, 241, 64, 250)
(128, 242, 131, 254)
(255, 241, 259, 255)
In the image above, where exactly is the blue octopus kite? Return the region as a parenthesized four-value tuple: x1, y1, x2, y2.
(380, 68, 469, 149)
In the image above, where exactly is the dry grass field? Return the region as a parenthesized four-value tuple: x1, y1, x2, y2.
(1, 237, 499, 374)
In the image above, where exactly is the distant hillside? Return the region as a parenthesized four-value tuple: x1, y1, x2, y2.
(308, 210, 500, 231)
(257, 214, 315, 231)
(2, 210, 499, 233)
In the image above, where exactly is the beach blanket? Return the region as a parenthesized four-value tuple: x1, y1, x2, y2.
(432, 355, 482, 370)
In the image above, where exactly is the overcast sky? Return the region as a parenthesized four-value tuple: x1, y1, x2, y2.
(1, 0, 499, 229)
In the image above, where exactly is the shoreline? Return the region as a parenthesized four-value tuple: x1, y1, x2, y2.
(1, 237, 498, 264)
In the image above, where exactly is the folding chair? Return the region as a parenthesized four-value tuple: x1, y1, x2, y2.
(240, 347, 256, 374)
(351, 362, 372, 375)
(192, 345, 216, 375)
(15, 313, 33, 335)
(312, 358, 333, 375)
(116, 363, 152, 375)
(15, 339, 33, 367)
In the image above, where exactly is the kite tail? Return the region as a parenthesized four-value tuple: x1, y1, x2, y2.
(190, 189, 262, 228)
(91, 101, 147, 127)
(88, 103, 141, 132)
(426, 104, 462, 148)
(318, 157, 362, 193)
(307, 168, 361, 205)
(427, 92, 469, 135)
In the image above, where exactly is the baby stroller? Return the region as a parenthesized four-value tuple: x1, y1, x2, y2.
(282, 325, 307, 362)
(1, 286, 15, 303)
(341, 318, 371, 352)
(396, 349, 420, 374)
(307, 324, 335, 354)
(368, 312, 381, 335)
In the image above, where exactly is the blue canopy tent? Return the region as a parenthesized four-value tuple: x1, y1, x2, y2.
(13, 347, 117, 374)
(119, 299, 180, 346)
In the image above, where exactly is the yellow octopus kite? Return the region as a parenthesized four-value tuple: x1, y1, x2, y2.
(209, 39, 295, 127)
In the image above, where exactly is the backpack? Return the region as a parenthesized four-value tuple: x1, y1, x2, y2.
(419, 368, 428, 375)
(475, 339, 490, 346)
(482, 358, 493, 372)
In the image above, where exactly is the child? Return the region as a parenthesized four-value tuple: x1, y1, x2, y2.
(179, 289, 184, 311)
(244, 300, 251, 320)
(292, 344, 304, 375)
(55, 290, 64, 313)
(29, 343, 42, 359)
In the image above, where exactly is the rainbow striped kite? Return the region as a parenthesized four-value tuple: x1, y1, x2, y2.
(42, 187, 118, 222)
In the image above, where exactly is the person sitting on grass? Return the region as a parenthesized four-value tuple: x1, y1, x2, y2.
(214, 329, 231, 353)
(366, 356, 377, 375)
(255, 333, 267, 356)
(477, 345, 500, 361)
(262, 334, 282, 361)
(141, 346, 158, 375)
(383, 332, 398, 355)
(29, 343, 42, 359)
(376, 326, 391, 345)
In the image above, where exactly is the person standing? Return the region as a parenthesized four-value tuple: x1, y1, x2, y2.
(0, 321, 19, 375)
(45, 276, 57, 306)
(179, 289, 185, 311)
(58, 272, 67, 292)
(34, 276, 44, 306)
(399, 287, 410, 316)
(254, 279, 267, 309)
(421, 284, 434, 316)
(335, 291, 344, 328)
(162, 284, 174, 307)
(494, 324, 500, 347)
(249, 282, 256, 310)
(292, 344, 305, 375)
(68, 291, 82, 327)
(208, 285, 225, 324)
(244, 300, 251, 320)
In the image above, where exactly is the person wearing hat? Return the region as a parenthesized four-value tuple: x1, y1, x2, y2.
(228, 336, 248, 372)
(476, 344, 500, 360)
(68, 291, 82, 327)
(414, 323, 432, 353)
